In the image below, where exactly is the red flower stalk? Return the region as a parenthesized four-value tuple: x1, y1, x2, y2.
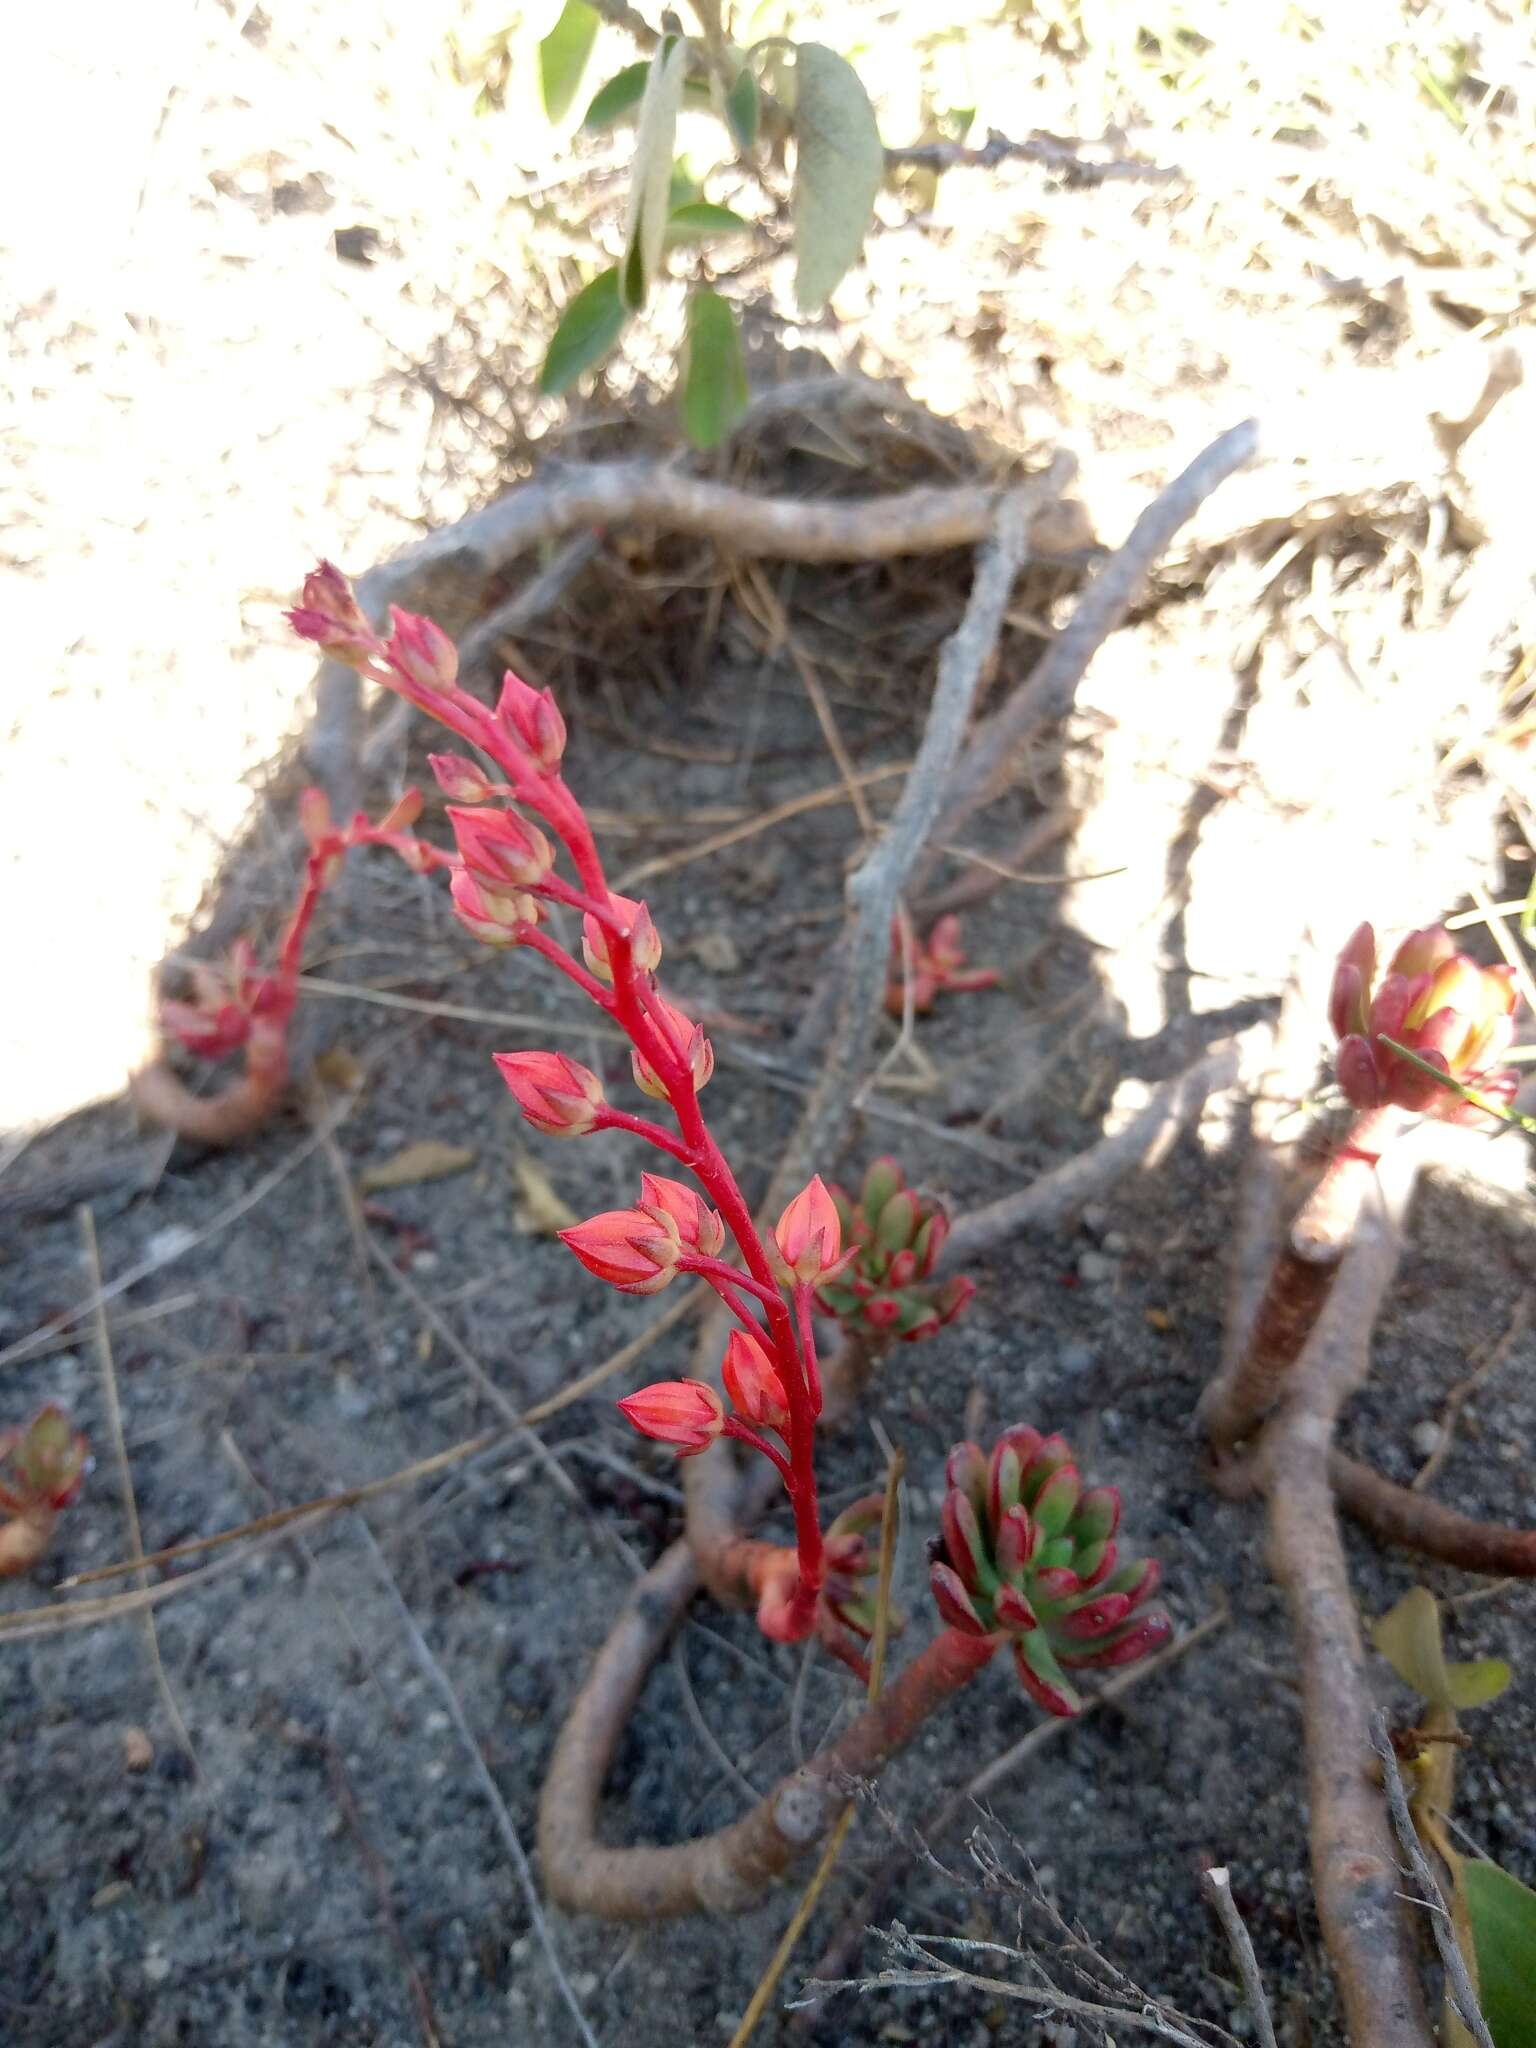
(1329, 921, 1519, 1122)
(284, 566, 862, 1643)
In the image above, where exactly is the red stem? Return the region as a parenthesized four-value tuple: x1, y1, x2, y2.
(721, 1418, 795, 1486)
(591, 1107, 693, 1163)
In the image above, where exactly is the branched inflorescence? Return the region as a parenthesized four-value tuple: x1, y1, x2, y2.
(148, 562, 1177, 1713)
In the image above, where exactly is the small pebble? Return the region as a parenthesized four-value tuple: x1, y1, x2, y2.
(146, 1223, 198, 1265)
(1409, 1420, 1442, 1459)
(122, 1726, 154, 1772)
(411, 1249, 441, 1275)
(1102, 1229, 1130, 1255)
(1076, 1249, 1119, 1284)
(1058, 1341, 1096, 1376)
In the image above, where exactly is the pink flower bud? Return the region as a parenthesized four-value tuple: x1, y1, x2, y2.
(1336, 1034, 1383, 1109)
(582, 897, 663, 982)
(559, 1207, 681, 1294)
(285, 561, 378, 663)
(616, 1379, 723, 1455)
(385, 606, 458, 695)
(449, 869, 540, 947)
(721, 1329, 790, 1430)
(494, 1050, 605, 1137)
(631, 998, 713, 1100)
(496, 671, 567, 773)
(448, 806, 554, 890)
(1387, 925, 1458, 980)
(773, 1175, 844, 1285)
(638, 1172, 725, 1256)
(1327, 922, 1376, 1039)
(429, 753, 497, 803)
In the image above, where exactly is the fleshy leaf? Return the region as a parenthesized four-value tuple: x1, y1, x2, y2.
(789, 43, 883, 313)
(540, 267, 630, 395)
(621, 36, 691, 309)
(723, 63, 759, 150)
(538, 0, 600, 123)
(666, 201, 752, 242)
(582, 60, 649, 128)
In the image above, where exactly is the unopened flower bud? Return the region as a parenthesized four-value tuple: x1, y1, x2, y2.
(449, 806, 554, 890)
(631, 997, 712, 1100)
(449, 869, 540, 947)
(582, 897, 663, 982)
(429, 753, 497, 804)
(638, 1172, 724, 1256)
(616, 1379, 723, 1455)
(494, 1050, 605, 1136)
(496, 671, 567, 773)
(559, 1206, 681, 1295)
(285, 561, 378, 663)
(773, 1175, 845, 1285)
(721, 1329, 789, 1431)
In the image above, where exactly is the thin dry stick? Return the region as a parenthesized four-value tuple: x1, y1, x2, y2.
(934, 420, 1259, 843)
(351, 1518, 599, 2048)
(729, 1447, 905, 2048)
(308, 461, 1029, 809)
(1371, 1714, 1496, 2048)
(1259, 1130, 1437, 2048)
(943, 1029, 1267, 1264)
(612, 760, 909, 892)
(79, 1205, 199, 1777)
(0, 1106, 352, 1370)
(810, 479, 1056, 1176)
(912, 805, 1077, 921)
(63, 1289, 702, 1591)
(1413, 1290, 1530, 1491)
(325, 1739, 443, 2047)
(798, 1604, 1229, 2014)
(1202, 1867, 1280, 2048)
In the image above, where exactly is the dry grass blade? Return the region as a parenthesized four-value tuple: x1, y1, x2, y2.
(1203, 1866, 1279, 2048)
(728, 1445, 905, 2048)
(352, 1519, 599, 2048)
(79, 1204, 199, 1776)
(62, 1290, 701, 1591)
(612, 762, 908, 892)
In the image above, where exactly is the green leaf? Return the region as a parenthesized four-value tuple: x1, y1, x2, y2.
(581, 60, 649, 128)
(1372, 1586, 1513, 1710)
(539, 267, 629, 395)
(789, 43, 884, 313)
(1373, 1586, 1455, 1706)
(538, 0, 600, 124)
(679, 289, 749, 449)
(666, 200, 752, 242)
(1379, 1036, 1536, 1137)
(621, 36, 691, 310)
(1464, 1861, 1536, 2047)
(1446, 1657, 1514, 1710)
(724, 65, 759, 150)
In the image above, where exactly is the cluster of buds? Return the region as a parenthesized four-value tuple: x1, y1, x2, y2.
(885, 913, 999, 1017)
(815, 1157, 974, 1342)
(930, 1427, 1169, 1716)
(1329, 922, 1519, 1121)
(160, 936, 293, 1069)
(0, 1406, 89, 1576)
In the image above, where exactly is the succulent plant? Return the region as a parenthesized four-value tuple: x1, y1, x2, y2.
(817, 1157, 975, 1342)
(929, 1426, 1170, 1716)
(1329, 921, 1519, 1121)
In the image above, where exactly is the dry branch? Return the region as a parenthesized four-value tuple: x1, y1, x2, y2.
(944, 1027, 1268, 1265)
(933, 419, 1259, 846)
(1330, 1454, 1536, 1576)
(1258, 1129, 1436, 2048)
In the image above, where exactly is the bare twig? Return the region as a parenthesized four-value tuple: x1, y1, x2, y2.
(1202, 1867, 1280, 2048)
(1371, 1714, 1496, 2048)
(886, 126, 1181, 187)
(79, 1204, 199, 1776)
(1258, 1128, 1437, 2048)
(935, 420, 1259, 843)
(352, 1518, 599, 2048)
(1412, 1290, 1530, 1491)
(944, 1028, 1267, 1265)
(798, 1604, 1229, 2016)
(1329, 1452, 1536, 1576)
(806, 477, 1062, 1175)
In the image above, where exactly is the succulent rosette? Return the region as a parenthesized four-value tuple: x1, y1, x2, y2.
(1329, 922, 1519, 1122)
(930, 1427, 1170, 1716)
(816, 1157, 974, 1342)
